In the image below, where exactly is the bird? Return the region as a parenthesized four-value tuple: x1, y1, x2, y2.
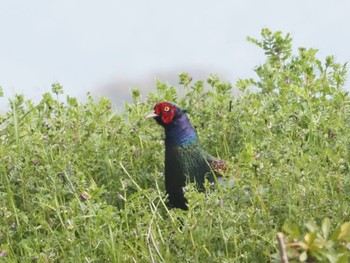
(147, 101, 227, 210)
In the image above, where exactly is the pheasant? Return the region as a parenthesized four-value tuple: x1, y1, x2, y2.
(147, 102, 226, 210)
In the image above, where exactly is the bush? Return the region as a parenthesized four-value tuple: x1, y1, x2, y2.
(0, 28, 350, 262)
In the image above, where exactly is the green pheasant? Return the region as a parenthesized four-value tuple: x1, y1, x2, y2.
(147, 102, 226, 210)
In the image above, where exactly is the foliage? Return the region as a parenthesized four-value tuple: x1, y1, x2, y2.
(272, 218, 350, 263)
(0, 28, 350, 262)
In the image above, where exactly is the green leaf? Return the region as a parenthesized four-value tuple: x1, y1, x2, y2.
(282, 223, 300, 238)
(304, 232, 317, 246)
(51, 82, 64, 95)
(326, 252, 346, 263)
(338, 222, 350, 242)
(322, 217, 331, 239)
(299, 251, 308, 262)
(305, 220, 318, 233)
(336, 253, 348, 263)
(178, 72, 192, 87)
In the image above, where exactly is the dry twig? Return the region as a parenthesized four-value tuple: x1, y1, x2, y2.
(277, 232, 289, 263)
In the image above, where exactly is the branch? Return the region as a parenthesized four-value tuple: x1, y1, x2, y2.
(277, 232, 289, 263)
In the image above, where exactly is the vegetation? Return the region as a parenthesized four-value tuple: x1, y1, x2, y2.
(1, 28, 350, 262)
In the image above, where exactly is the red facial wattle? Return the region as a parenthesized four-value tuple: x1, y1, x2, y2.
(155, 102, 176, 124)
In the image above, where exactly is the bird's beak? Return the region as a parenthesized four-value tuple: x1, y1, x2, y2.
(146, 113, 158, 119)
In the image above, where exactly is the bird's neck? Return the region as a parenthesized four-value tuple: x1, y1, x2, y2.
(164, 114, 198, 147)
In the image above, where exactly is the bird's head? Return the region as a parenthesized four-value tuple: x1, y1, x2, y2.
(146, 102, 184, 126)
(147, 101, 197, 145)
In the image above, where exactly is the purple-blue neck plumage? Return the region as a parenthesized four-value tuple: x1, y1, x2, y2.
(164, 112, 198, 147)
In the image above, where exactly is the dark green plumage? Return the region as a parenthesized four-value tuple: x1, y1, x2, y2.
(165, 143, 223, 209)
(147, 102, 226, 210)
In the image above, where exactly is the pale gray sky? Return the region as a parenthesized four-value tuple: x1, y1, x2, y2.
(1, 0, 349, 111)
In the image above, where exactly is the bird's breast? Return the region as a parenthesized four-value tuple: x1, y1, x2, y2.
(165, 144, 211, 185)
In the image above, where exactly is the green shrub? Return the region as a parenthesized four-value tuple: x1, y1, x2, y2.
(0, 28, 349, 262)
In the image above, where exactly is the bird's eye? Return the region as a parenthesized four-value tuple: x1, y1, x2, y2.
(164, 106, 170, 112)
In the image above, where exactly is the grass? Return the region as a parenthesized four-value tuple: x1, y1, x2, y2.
(1, 28, 350, 262)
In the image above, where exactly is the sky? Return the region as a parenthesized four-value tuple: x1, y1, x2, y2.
(1, 0, 349, 111)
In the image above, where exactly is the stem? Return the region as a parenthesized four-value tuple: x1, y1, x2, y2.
(277, 232, 289, 263)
